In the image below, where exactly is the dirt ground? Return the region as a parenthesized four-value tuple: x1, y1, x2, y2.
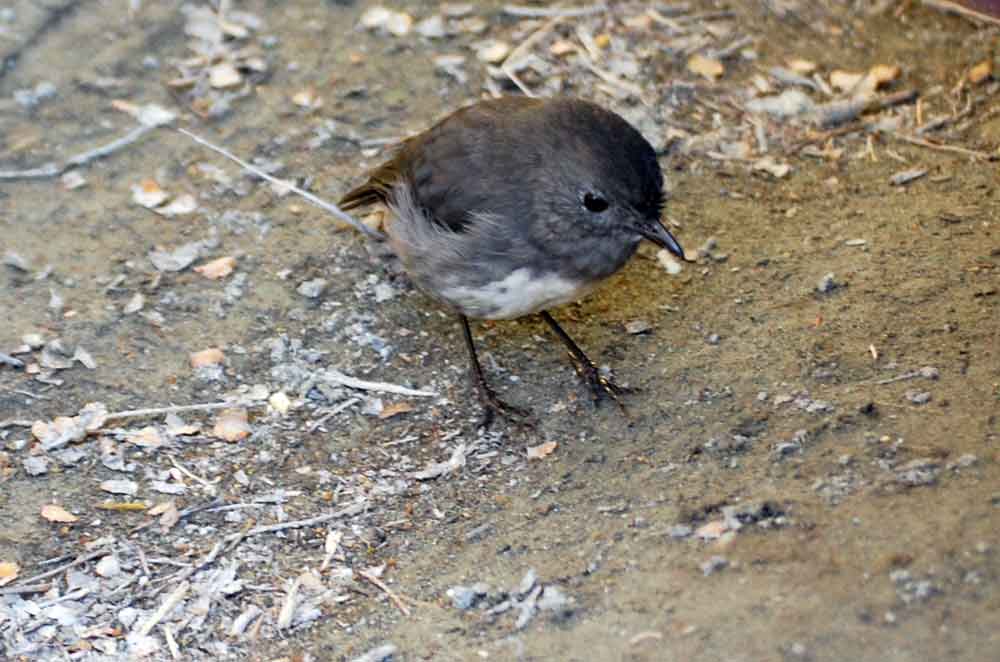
(1, 1, 999, 661)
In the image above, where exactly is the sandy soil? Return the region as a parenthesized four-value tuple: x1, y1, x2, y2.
(1, 2, 998, 661)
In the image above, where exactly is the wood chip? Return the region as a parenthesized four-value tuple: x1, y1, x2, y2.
(208, 62, 242, 89)
(190, 348, 224, 368)
(41, 504, 78, 523)
(212, 408, 251, 442)
(378, 401, 414, 419)
(968, 59, 993, 85)
(830, 69, 864, 91)
(687, 54, 724, 80)
(787, 58, 816, 74)
(868, 63, 901, 88)
(194, 256, 236, 280)
(132, 179, 169, 209)
(526, 441, 558, 460)
(0, 561, 20, 586)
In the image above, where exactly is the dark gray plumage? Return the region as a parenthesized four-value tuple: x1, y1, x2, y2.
(340, 96, 685, 425)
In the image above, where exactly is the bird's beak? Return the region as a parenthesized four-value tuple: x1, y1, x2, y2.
(635, 219, 685, 260)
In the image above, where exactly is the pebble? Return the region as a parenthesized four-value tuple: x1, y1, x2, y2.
(96, 555, 120, 578)
(816, 272, 839, 293)
(918, 366, 940, 380)
(350, 644, 398, 662)
(700, 556, 728, 576)
(890, 168, 927, 186)
(23, 455, 49, 476)
(297, 278, 328, 299)
(447, 585, 483, 610)
(657, 249, 683, 274)
(475, 40, 511, 64)
(904, 390, 931, 405)
(415, 15, 446, 39)
(625, 320, 652, 335)
(895, 458, 940, 486)
(668, 524, 693, 539)
(537, 586, 571, 613)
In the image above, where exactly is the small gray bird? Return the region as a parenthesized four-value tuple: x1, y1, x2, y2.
(340, 96, 685, 426)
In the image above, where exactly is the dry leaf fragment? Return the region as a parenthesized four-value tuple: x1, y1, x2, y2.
(157, 501, 181, 532)
(213, 408, 251, 442)
(208, 62, 243, 88)
(0, 562, 20, 587)
(526, 441, 558, 460)
(378, 401, 414, 419)
(41, 504, 79, 523)
(194, 256, 236, 280)
(359, 7, 413, 36)
(190, 347, 224, 368)
(147, 501, 174, 516)
(132, 179, 169, 209)
(695, 520, 727, 540)
(867, 63, 901, 89)
(61, 170, 87, 190)
(124, 292, 145, 314)
(100, 479, 139, 496)
(549, 39, 576, 57)
(968, 60, 993, 85)
(687, 54, 724, 80)
(127, 426, 164, 448)
(829, 69, 865, 92)
(268, 391, 292, 415)
(165, 413, 200, 436)
(475, 40, 511, 64)
(158, 194, 198, 217)
(292, 87, 323, 110)
(787, 58, 816, 74)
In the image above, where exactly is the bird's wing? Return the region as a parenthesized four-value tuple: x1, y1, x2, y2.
(339, 98, 546, 233)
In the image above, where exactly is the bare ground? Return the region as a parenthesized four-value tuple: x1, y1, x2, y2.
(1, 2, 999, 661)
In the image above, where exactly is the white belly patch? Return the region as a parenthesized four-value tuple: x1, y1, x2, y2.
(441, 268, 593, 320)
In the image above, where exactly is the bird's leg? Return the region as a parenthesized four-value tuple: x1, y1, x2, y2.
(539, 310, 631, 413)
(459, 315, 533, 428)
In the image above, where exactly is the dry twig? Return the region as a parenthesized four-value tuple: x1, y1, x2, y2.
(358, 570, 411, 617)
(175, 128, 385, 241)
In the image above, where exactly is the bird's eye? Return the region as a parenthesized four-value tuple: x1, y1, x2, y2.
(583, 192, 609, 213)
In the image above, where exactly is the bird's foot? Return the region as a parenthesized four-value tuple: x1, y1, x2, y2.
(569, 357, 634, 416)
(474, 381, 535, 430)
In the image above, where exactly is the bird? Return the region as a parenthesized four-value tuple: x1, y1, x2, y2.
(339, 96, 685, 426)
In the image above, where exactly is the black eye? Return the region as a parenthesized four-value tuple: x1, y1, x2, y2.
(583, 192, 609, 213)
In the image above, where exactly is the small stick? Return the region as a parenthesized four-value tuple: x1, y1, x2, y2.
(175, 128, 385, 241)
(889, 132, 995, 160)
(0, 125, 155, 181)
(12, 548, 109, 587)
(323, 368, 437, 397)
(0, 419, 33, 428)
(358, 570, 411, 617)
(503, 3, 606, 18)
(163, 625, 182, 660)
(224, 501, 367, 543)
(856, 370, 922, 386)
(501, 14, 564, 97)
(168, 454, 220, 493)
(137, 581, 190, 637)
(306, 397, 360, 432)
(581, 59, 645, 100)
(921, 0, 1000, 27)
(104, 401, 250, 422)
(130, 498, 225, 534)
(0, 583, 52, 596)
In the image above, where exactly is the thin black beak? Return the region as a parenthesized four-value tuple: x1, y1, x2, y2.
(635, 220, 685, 260)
